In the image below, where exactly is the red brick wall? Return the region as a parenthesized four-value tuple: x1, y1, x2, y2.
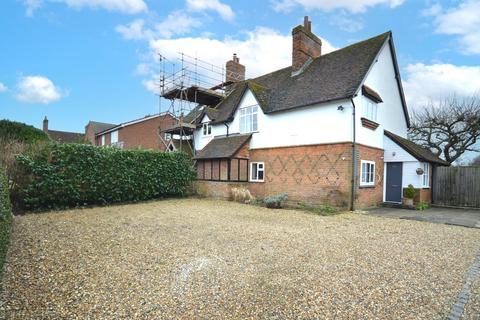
(355, 144, 384, 209)
(84, 124, 96, 145)
(193, 180, 248, 199)
(194, 142, 387, 209)
(118, 115, 175, 151)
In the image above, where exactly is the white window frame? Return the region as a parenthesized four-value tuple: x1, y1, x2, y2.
(202, 122, 212, 136)
(360, 160, 375, 186)
(101, 135, 105, 146)
(111, 130, 118, 144)
(422, 163, 430, 188)
(363, 99, 378, 122)
(240, 105, 258, 134)
(250, 162, 265, 182)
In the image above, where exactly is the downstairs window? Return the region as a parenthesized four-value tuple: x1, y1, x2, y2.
(360, 160, 375, 186)
(250, 162, 264, 182)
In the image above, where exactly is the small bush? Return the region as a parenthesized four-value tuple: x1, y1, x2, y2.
(404, 184, 416, 199)
(416, 201, 430, 211)
(264, 193, 288, 209)
(231, 187, 254, 203)
(15, 143, 196, 211)
(299, 202, 338, 216)
(0, 166, 13, 280)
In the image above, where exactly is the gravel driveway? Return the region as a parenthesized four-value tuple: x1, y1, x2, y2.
(1, 199, 479, 319)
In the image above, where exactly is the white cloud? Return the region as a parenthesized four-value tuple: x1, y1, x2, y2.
(116, 12, 202, 40)
(330, 13, 364, 32)
(144, 27, 336, 94)
(186, 0, 235, 21)
(421, 3, 442, 17)
(429, 1, 480, 54)
(23, 0, 147, 16)
(271, 0, 404, 13)
(15, 76, 67, 104)
(0, 83, 7, 92)
(403, 63, 480, 109)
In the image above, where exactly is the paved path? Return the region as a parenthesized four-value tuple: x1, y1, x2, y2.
(367, 206, 480, 228)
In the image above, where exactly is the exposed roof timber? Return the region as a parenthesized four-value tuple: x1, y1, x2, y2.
(162, 86, 225, 106)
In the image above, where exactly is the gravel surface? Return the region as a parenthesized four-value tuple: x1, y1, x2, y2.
(1, 198, 479, 319)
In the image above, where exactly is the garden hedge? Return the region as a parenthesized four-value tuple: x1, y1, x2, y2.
(0, 166, 13, 279)
(16, 143, 196, 210)
(0, 119, 49, 143)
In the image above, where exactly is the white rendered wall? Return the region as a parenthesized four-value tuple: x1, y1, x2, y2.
(194, 114, 228, 150)
(355, 40, 409, 150)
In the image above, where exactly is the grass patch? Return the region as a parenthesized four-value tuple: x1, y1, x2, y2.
(298, 202, 339, 216)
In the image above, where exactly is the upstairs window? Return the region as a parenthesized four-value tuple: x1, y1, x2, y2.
(360, 160, 375, 186)
(111, 130, 118, 144)
(101, 135, 105, 146)
(202, 123, 212, 136)
(363, 100, 378, 122)
(240, 105, 258, 133)
(422, 163, 430, 188)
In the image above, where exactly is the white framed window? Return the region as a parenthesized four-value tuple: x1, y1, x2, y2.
(363, 100, 378, 122)
(111, 130, 118, 144)
(360, 160, 375, 186)
(101, 135, 105, 146)
(250, 162, 264, 182)
(240, 105, 258, 133)
(202, 122, 212, 136)
(164, 133, 172, 140)
(422, 163, 430, 188)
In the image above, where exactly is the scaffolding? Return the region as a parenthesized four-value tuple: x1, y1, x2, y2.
(157, 52, 241, 155)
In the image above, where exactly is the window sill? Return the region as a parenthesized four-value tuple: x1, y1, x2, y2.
(359, 184, 376, 189)
(249, 180, 264, 183)
(360, 117, 379, 130)
(240, 130, 259, 134)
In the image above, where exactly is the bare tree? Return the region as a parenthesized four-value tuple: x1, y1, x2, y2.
(409, 95, 480, 164)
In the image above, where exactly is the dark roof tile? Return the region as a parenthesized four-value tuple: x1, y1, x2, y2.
(194, 134, 252, 159)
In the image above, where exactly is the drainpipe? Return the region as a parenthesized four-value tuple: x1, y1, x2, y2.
(224, 122, 230, 137)
(350, 98, 357, 211)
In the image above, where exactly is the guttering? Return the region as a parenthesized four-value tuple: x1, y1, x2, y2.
(350, 98, 357, 211)
(224, 122, 230, 137)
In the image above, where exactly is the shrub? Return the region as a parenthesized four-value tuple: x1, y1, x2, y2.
(0, 166, 13, 280)
(264, 193, 288, 209)
(15, 143, 196, 210)
(231, 187, 254, 203)
(0, 119, 49, 144)
(404, 184, 416, 199)
(416, 201, 430, 211)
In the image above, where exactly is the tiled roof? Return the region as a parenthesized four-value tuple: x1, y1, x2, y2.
(47, 130, 85, 143)
(384, 130, 449, 165)
(207, 32, 410, 126)
(194, 134, 252, 159)
(87, 121, 117, 134)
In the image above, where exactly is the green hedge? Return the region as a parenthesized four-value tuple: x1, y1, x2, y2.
(16, 143, 196, 210)
(0, 119, 49, 143)
(0, 166, 13, 279)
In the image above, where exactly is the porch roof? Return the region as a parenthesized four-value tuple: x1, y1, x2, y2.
(194, 134, 252, 160)
(384, 130, 449, 166)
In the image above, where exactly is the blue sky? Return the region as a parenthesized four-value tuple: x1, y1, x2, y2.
(1, 0, 479, 136)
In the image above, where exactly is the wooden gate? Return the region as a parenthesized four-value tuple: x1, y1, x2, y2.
(433, 166, 480, 208)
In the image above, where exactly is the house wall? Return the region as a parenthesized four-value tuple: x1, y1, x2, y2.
(355, 144, 384, 208)
(354, 41, 409, 149)
(84, 124, 96, 145)
(95, 115, 176, 151)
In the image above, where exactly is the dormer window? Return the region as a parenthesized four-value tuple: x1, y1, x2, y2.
(240, 105, 258, 133)
(202, 122, 212, 136)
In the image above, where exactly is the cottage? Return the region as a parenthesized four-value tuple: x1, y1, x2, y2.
(189, 17, 447, 209)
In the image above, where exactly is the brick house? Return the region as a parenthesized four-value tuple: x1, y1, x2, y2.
(42, 117, 85, 143)
(189, 16, 448, 210)
(88, 113, 177, 151)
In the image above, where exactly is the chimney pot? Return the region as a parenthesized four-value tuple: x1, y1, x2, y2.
(43, 116, 48, 133)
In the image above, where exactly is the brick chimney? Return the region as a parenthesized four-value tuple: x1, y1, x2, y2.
(226, 54, 245, 83)
(43, 116, 48, 133)
(292, 16, 322, 76)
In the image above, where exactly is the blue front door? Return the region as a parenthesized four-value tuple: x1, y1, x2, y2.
(386, 162, 403, 202)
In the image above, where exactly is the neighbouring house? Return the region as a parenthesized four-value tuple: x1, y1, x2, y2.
(189, 16, 448, 209)
(90, 113, 178, 151)
(42, 117, 85, 143)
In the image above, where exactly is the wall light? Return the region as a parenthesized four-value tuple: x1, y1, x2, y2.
(337, 105, 344, 111)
